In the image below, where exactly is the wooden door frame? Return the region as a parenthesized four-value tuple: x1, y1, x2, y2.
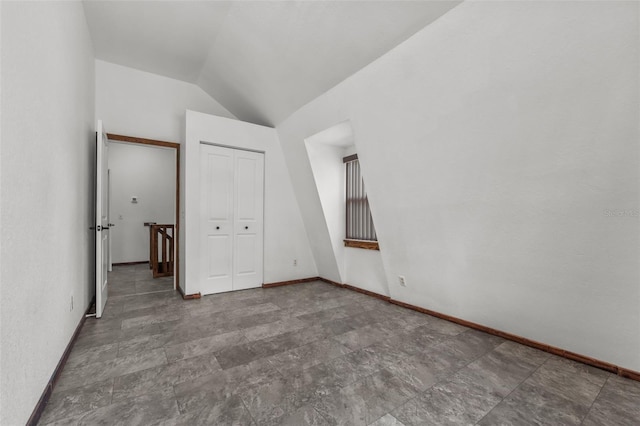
(106, 133, 182, 295)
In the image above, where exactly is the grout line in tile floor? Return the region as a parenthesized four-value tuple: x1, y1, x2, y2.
(474, 351, 549, 425)
(579, 374, 609, 426)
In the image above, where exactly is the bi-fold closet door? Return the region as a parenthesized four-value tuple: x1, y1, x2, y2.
(200, 143, 264, 295)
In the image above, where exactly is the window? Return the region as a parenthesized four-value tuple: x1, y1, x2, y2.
(344, 154, 378, 249)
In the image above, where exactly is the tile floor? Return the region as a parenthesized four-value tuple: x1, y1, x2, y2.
(39, 264, 640, 425)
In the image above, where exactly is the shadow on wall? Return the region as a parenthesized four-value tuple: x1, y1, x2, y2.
(304, 120, 389, 296)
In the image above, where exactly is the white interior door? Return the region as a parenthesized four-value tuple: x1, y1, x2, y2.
(233, 150, 264, 290)
(95, 120, 110, 318)
(107, 169, 113, 272)
(200, 144, 234, 294)
(199, 144, 264, 294)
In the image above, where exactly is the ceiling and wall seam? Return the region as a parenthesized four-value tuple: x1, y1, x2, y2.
(82, 0, 463, 127)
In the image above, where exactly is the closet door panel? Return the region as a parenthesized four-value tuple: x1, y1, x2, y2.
(200, 145, 234, 295)
(233, 151, 264, 290)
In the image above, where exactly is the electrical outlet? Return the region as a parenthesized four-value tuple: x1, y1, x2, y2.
(293, 259, 297, 267)
(399, 275, 407, 287)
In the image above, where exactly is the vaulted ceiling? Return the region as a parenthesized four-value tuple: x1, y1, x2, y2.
(83, 1, 461, 127)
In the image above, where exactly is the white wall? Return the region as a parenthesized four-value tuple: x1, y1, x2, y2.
(108, 142, 176, 264)
(304, 141, 346, 283)
(0, 2, 95, 424)
(95, 59, 236, 143)
(304, 127, 389, 296)
(277, 1, 640, 371)
(95, 59, 238, 291)
(183, 111, 317, 295)
(344, 248, 388, 296)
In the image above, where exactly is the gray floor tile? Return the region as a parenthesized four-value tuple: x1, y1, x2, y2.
(40, 379, 114, 425)
(112, 352, 221, 402)
(313, 369, 418, 425)
(247, 324, 331, 359)
(41, 388, 179, 425)
(452, 345, 542, 398)
(333, 324, 397, 351)
(237, 373, 299, 424)
(121, 311, 183, 330)
(116, 332, 172, 358)
(175, 359, 281, 415)
(56, 348, 167, 391)
(214, 341, 266, 370)
(393, 371, 502, 426)
(419, 315, 469, 336)
(108, 281, 137, 297)
(135, 278, 173, 294)
(477, 382, 589, 426)
(380, 354, 444, 392)
(165, 329, 248, 362)
(386, 325, 451, 358)
(296, 304, 364, 324)
(492, 340, 550, 368)
(276, 404, 331, 426)
(435, 329, 505, 364)
(525, 356, 609, 407)
(41, 268, 638, 426)
(159, 394, 255, 426)
(323, 348, 382, 388)
(78, 388, 179, 425)
(582, 375, 640, 426)
(80, 317, 123, 336)
(243, 317, 308, 341)
(370, 413, 406, 426)
(65, 343, 119, 370)
(267, 338, 353, 373)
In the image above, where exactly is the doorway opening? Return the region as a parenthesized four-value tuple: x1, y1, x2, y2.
(106, 133, 182, 295)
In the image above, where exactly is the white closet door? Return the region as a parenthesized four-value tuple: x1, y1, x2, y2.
(233, 150, 264, 290)
(200, 144, 234, 294)
(199, 144, 264, 295)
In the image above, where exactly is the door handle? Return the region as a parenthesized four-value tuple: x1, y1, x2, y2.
(216, 226, 220, 230)
(245, 226, 248, 230)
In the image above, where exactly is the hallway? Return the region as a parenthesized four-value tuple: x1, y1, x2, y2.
(38, 272, 640, 425)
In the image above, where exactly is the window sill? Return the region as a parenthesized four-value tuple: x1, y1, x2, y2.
(344, 239, 379, 250)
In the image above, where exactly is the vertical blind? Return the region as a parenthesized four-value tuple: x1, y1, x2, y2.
(345, 158, 377, 241)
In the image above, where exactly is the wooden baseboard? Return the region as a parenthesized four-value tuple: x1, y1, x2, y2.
(318, 277, 343, 288)
(177, 285, 201, 300)
(317, 278, 390, 303)
(342, 283, 391, 301)
(112, 261, 148, 266)
(182, 293, 201, 300)
(388, 298, 640, 381)
(620, 369, 640, 381)
(27, 297, 95, 426)
(262, 277, 321, 288)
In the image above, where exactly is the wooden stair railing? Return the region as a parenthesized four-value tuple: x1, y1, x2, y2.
(150, 224, 174, 278)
